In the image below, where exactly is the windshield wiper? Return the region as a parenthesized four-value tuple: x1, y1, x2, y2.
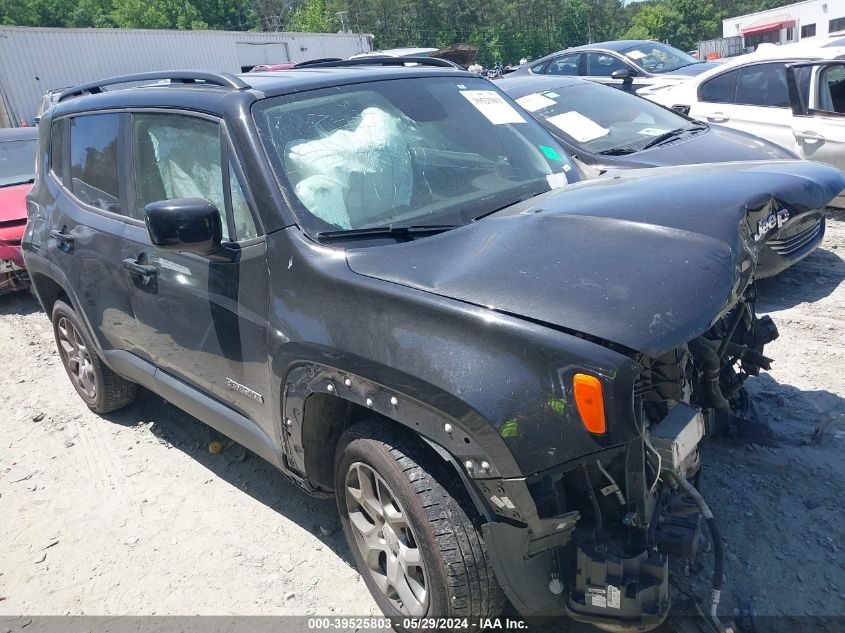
(472, 189, 546, 222)
(641, 125, 706, 150)
(598, 147, 637, 156)
(317, 223, 459, 241)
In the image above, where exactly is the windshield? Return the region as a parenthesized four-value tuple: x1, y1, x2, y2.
(514, 82, 696, 154)
(0, 138, 37, 187)
(253, 76, 577, 236)
(622, 43, 698, 74)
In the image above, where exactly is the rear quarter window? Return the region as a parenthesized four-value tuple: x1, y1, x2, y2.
(50, 118, 66, 181)
(699, 69, 739, 104)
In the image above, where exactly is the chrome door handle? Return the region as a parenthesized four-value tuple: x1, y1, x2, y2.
(705, 112, 729, 123)
(49, 229, 74, 244)
(122, 258, 157, 278)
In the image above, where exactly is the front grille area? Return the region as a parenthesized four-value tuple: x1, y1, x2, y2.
(768, 216, 824, 258)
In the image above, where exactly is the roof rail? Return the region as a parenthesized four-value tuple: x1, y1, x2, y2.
(57, 71, 249, 103)
(299, 56, 462, 70)
(293, 57, 343, 67)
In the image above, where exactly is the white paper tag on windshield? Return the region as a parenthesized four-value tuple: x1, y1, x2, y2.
(515, 92, 557, 112)
(545, 111, 609, 142)
(461, 90, 525, 124)
(626, 50, 646, 60)
(638, 127, 669, 136)
(546, 172, 568, 189)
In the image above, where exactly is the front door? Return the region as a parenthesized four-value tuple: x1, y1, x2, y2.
(120, 110, 271, 424)
(787, 61, 845, 171)
(584, 53, 647, 93)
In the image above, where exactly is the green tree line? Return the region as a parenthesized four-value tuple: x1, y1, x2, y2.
(0, 0, 797, 62)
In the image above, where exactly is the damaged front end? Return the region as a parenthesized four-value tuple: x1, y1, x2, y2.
(345, 159, 845, 630)
(482, 284, 777, 632)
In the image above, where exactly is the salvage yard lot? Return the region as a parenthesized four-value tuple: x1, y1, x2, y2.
(1, 212, 844, 628)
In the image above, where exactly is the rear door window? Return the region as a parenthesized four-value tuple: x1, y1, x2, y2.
(699, 69, 739, 104)
(546, 54, 580, 76)
(735, 63, 790, 108)
(69, 114, 122, 213)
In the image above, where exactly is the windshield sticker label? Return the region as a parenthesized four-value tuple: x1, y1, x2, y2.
(638, 127, 670, 136)
(542, 91, 560, 98)
(607, 585, 621, 609)
(539, 145, 562, 161)
(516, 92, 557, 112)
(460, 90, 525, 124)
(546, 172, 568, 189)
(626, 50, 646, 60)
(545, 111, 609, 142)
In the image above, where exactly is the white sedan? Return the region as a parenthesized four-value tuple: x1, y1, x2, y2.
(644, 37, 845, 206)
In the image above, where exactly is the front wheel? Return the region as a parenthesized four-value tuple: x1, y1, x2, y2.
(335, 419, 504, 625)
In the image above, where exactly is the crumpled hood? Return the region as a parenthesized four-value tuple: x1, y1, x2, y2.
(347, 161, 845, 356)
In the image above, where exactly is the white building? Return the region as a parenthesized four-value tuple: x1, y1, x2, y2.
(0, 27, 373, 126)
(722, 0, 845, 51)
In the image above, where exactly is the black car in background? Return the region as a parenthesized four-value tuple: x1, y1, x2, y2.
(499, 74, 825, 278)
(22, 61, 845, 631)
(511, 40, 720, 93)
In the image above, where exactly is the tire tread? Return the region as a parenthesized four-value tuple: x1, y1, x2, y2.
(339, 420, 506, 621)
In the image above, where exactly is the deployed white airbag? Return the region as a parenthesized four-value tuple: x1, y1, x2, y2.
(286, 107, 413, 229)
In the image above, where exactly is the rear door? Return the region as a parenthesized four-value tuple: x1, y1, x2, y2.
(691, 62, 798, 152)
(120, 110, 271, 423)
(45, 112, 136, 351)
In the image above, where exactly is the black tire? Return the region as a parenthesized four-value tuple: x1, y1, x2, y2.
(52, 299, 138, 414)
(335, 419, 505, 626)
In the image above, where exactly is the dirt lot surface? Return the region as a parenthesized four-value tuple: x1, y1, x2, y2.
(1, 213, 844, 631)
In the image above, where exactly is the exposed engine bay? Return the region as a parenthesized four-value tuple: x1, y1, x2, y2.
(520, 284, 777, 632)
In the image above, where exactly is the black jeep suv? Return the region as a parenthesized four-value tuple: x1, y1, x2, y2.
(23, 60, 845, 630)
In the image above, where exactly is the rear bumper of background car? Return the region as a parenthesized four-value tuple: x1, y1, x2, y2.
(0, 241, 29, 294)
(0, 241, 25, 268)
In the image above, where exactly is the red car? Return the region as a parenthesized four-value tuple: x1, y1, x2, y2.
(0, 127, 36, 294)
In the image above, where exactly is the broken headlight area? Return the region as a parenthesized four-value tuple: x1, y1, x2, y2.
(483, 285, 777, 631)
(636, 283, 777, 439)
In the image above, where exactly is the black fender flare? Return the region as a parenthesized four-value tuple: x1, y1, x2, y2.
(280, 360, 524, 483)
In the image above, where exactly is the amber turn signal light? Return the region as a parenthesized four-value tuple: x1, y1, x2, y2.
(573, 373, 606, 435)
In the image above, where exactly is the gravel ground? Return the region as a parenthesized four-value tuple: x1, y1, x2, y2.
(1, 213, 843, 632)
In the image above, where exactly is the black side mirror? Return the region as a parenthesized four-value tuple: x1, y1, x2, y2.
(611, 68, 636, 81)
(144, 198, 222, 256)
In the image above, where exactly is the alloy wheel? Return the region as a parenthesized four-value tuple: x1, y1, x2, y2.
(57, 316, 96, 400)
(345, 461, 428, 616)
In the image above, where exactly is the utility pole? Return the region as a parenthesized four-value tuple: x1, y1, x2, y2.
(336, 10, 349, 33)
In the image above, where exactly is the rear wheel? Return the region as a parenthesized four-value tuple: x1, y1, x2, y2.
(52, 299, 138, 413)
(335, 419, 505, 625)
